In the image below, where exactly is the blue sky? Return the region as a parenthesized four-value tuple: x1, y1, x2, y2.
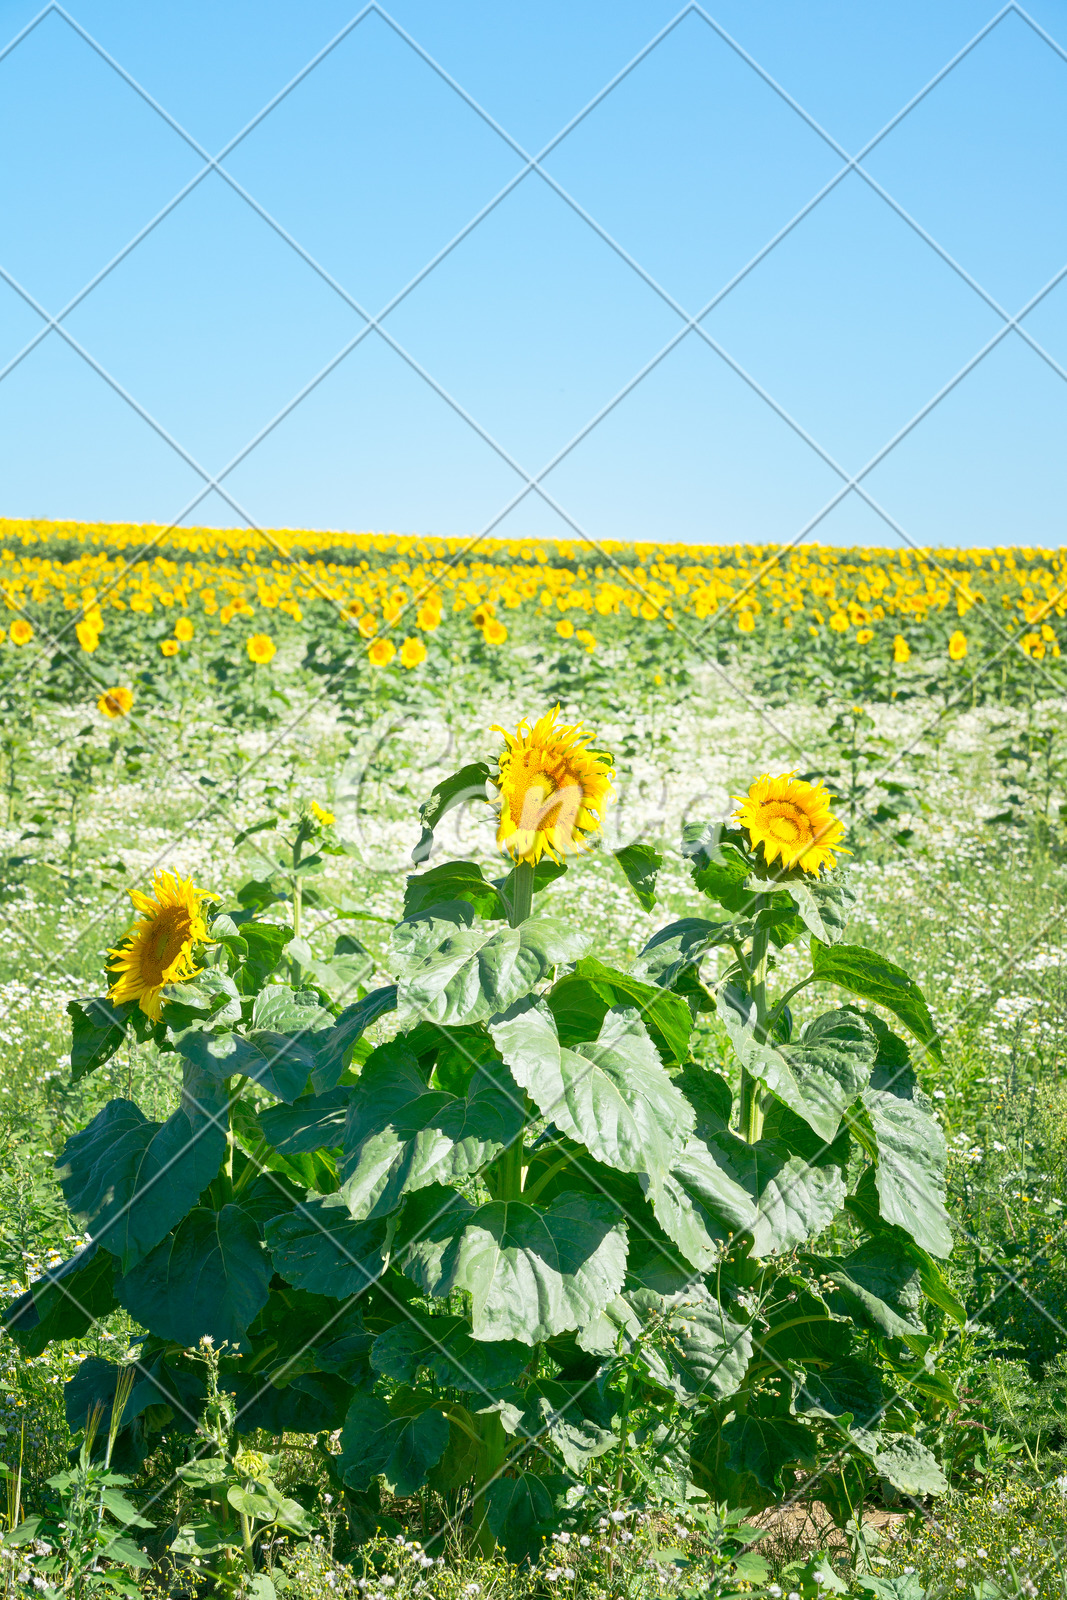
(1, 0, 1066, 548)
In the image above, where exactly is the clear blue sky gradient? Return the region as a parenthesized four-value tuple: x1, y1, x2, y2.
(1, 1, 1066, 548)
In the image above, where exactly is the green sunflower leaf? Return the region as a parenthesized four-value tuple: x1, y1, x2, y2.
(337, 1393, 449, 1497)
(393, 902, 590, 1028)
(400, 1190, 627, 1345)
(811, 943, 942, 1066)
(491, 1000, 692, 1197)
(114, 1203, 271, 1350)
(58, 1062, 228, 1272)
(340, 1040, 524, 1220)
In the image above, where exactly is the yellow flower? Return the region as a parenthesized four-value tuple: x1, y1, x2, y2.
(107, 871, 216, 1021)
(160, 638, 180, 657)
(247, 633, 276, 665)
(416, 603, 441, 631)
(948, 629, 967, 661)
(733, 772, 848, 877)
(9, 618, 33, 646)
(737, 610, 755, 633)
(75, 621, 99, 652)
(893, 634, 910, 664)
(855, 628, 874, 645)
(556, 619, 575, 639)
(97, 686, 133, 718)
(399, 636, 427, 669)
(575, 628, 597, 653)
(174, 617, 194, 642)
(483, 619, 508, 645)
(368, 638, 396, 667)
(829, 611, 850, 633)
(490, 707, 614, 866)
(357, 614, 379, 638)
(1041, 624, 1055, 642)
(1021, 632, 1041, 657)
(310, 799, 334, 826)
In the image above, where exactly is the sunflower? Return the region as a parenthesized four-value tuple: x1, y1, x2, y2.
(310, 799, 334, 826)
(76, 621, 99, 652)
(247, 633, 276, 664)
(107, 871, 216, 1021)
(483, 619, 507, 645)
(893, 634, 910, 664)
(399, 637, 427, 669)
(490, 707, 614, 865)
(948, 630, 967, 661)
(9, 619, 33, 646)
(556, 619, 574, 639)
(160, 638, 180, 657)
(733, 772, 848, 877)
(368, 638, 395, 667)
(174, 617, 194, 642)
(97, 686, 133, 718)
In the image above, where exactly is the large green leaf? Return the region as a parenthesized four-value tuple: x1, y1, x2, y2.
(491, 1000, 692, 1197)
(176, 1028, 314, 1102)
(484, 1471, 560, 1565)
(845, 1169, 963, 1322)
(114, 1203, 271, 1349)
(544, 958, 693, 1066)
(812, 943, 942, 1066)
(251, 985, 333, 1036)
(393, 902, 589, 1027)
(858, 1062, 952, 1259)
(716, 988, 875, 1142)
(850, 1430, 947, 1497)
(655, 1133, 845, 1264)
(371, 1315, 528, 1393)
(650, 1138, 758, 1271)
(705, 1413, 817, 1510)
(340, 1040, 524, 1220)
(613, 842, 662, 911)
(264, 1197, 389, 1298)
(792, 1356, 883, 1428)
(518, 1379, 616, 1472)
(58, 1065, 228, 1271)
(681, 823, 753, 913)
(310, 985, 398, 1092)
(411, 761, 491, 865)
(404, 861, 504, 920)
(259, 1088, 352, 1155)
(804, 1239, 925, 1338)
(401, 1190, 627, 1344)
(783, 878, 856, 946)
(631, 918, 732, 990)
(635, 1284, 753, 1401)
(337, 1392, 449, 1496)
(67, 997, 133, 1081)
(4, 1245, 115, 1355)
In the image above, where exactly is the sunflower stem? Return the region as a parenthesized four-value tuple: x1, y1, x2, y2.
(506, 859, 535, 927)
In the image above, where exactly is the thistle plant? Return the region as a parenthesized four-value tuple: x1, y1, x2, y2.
(5, 707, 957, 1564)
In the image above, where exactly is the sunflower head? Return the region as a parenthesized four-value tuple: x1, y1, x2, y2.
(10, 619, 33, 646)
(247, 633, 276, 665)
(399, 637, 427, 669)
(310, 799, 334, 826)
(733, 772, 848, 878)
(490, 707, 613, 866)
(97, 686, 133, 718)
(107, 871, 216, 1021)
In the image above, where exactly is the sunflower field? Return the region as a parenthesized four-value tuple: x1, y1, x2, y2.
(0, 520, 1066, 1600)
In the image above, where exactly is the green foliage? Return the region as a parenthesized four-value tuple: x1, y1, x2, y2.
(3, 769, 958, 1570)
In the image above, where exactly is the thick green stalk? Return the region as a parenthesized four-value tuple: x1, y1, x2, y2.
(506, 858, 535, 928)
(740, 910, 770, 1144)
(470, 1411, 508, 1555)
